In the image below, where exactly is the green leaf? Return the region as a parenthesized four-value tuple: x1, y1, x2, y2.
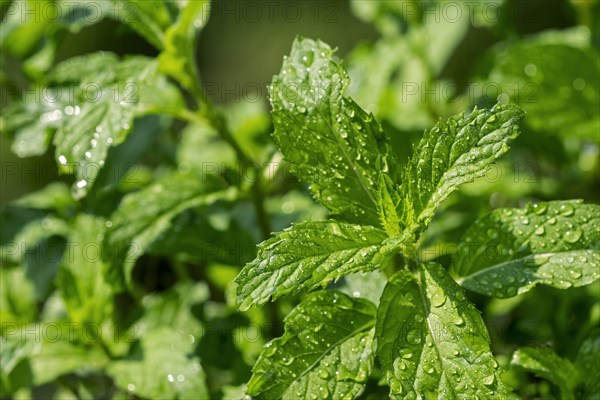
(400, 103, 524, 230)
(138, 281, 209, 341)
(57, 214, 113, 324)
(110, 0, 174, 49)
(247, 290, 376, 399)
(376, 263, 510, 399)
(47, 54, 183, 198)
(234, 220, 389, 311)
(337, 270, 388, 305)
(148, 212, 256, 266)
(2, 88, 69, 157)
(511, 347, 580, 400)
(575, 331, 600, 399)
(454, 200, 600, 298)
(482, 29, 600, 139)
(107, 327, 208, 400)
(30, 340, 108, 386)
(0, 268, 37, 324)
(158, 0, 210, 96)
(377, 174, 402, 236)
(104, 172, 237, 288)
(269, 37, 400, 228)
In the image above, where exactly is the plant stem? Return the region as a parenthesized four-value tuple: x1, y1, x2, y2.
(183, 79, 281, 334)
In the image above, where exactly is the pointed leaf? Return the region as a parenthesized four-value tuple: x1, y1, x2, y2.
(110, 0, 174, 49)
(377, 174, 402, 236)
(511, 347, 580, 400)
(247, 291, 376, 400)
(575, 331, 600, 399)
(401, 103, 524, 229)
(57, 214, 113, 324)
(158, 0, 210, 96)
(234, 220, 389, 311)
(269, 37, 400, 227)
(104, 172, 238, 289)
(50, 55, 183, 198)
(454, 201, 600, 297)
(107, 327, 208, 400)
(376, 263, 510, 399)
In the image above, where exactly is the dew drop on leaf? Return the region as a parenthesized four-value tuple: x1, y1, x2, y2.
(406, 330, 421, 345)
(559, 203, 575, 216)
(563, 228, 582, 243)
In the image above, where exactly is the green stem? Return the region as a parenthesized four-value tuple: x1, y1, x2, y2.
(181, 75, 281, 334)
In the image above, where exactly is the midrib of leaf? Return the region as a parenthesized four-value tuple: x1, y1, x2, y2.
(273, 318, 375, 395)
(456, 250, 593, 283)
(421, 118, 509, 222)
(319, 106, 377, 209)
(244, 244, 373, 302)
(114, 186, 236, 242)
(416, 269, 491, 396)
(284, 86, 378, 211)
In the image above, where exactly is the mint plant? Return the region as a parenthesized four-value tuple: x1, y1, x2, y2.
(1, 1, 599, 399)
(234, 38, 600, 400)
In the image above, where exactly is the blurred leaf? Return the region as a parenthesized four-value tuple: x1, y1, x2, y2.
(481, 29, 600, 140)
(247, 291, 376, 400)
(158, 0, 209, 96)
(336, 270, 387, 305)
(148, 211, 256, 266)
(50, 55, 183, 198)
(110, 0, 174, 49)
(56, 214, 113, 324)
(575, 330, 600, 399)
(511, 347, 580, 400)
(104, 171, 238, 288)
(0, 267, 37, 324)
(138, 281, 208, 341)
(107, 327, 209, 400)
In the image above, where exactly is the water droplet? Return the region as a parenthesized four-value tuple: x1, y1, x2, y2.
(573, 78, 586, 91)
(532, 203, 547, 215)
(453, 316, 464, 326)
(559, 203, 575, 216)
(429, 288, 446, 307)
(483, 374, 496, 386)
(318, 369, 330, 379)
(524, 63, 537, 77)
(76, 180, 87, 188)
(318, 385, 329, 399)
(407, 329, 421, 345)
(563, 228, 582, 243)
(58, 155, 67, 165)
(282, 356, 294, 365)
(535, 226, 545, 236)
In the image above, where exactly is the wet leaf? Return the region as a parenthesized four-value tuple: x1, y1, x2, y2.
(234, 220, 389, 311)
(454, 200, 600, 297)
(376, 263, 511, 399)
(247, 290, 376, 400)
(270, 36, 401, 228)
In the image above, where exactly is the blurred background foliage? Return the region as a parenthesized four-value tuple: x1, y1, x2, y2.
(0, 0, 599, 399)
